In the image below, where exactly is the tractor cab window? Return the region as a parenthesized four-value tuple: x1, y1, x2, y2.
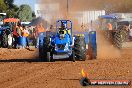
(57, 21, 72, 37)
(58, 22, 66, 33)
(59, 30, 65, 34)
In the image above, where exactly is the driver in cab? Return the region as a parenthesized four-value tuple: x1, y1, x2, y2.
(58, 23, 66, 39)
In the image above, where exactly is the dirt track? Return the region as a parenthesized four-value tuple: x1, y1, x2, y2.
(0, 30, 132, 88)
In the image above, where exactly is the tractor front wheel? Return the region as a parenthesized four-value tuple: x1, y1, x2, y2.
(46, 52, 51, 62)
(71, 50, 75, 62)
(74, 36, 86, 61)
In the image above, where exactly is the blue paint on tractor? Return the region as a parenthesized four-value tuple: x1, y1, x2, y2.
(89, 31, 97, 58)
(53, 20, 73, 54)
(89, 31, 96, 44)
(39, 20, 97, 61)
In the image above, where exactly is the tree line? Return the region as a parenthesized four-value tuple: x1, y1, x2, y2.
(0, 0, 35, 21)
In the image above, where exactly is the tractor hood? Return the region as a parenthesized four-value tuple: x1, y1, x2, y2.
(54, 34, 71, 44)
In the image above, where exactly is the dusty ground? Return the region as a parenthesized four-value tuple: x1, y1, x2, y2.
(0, 30, 132, 88)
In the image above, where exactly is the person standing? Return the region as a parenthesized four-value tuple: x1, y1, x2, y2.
(22, 25, 30, 49)
(34, 25, 39, 48)
(17, 23, 24, 49)
(106, 23, 113, 39)
(13, 23, 19, 49)
(35, 22, 46, 48)
(107, 23, 113, 30)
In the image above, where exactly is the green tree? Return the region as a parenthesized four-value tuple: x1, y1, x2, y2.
(6, 4, 19, 18)
(4, 0, 14, 8)
(17, 4, 32, 21)
(0, 0, 7, 12)
(2, 0, 19, 18)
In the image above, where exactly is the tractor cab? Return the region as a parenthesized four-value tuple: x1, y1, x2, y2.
(58, 22, 67, 39)
(54, 20, 73, 53)
(57, 20, 72, 36)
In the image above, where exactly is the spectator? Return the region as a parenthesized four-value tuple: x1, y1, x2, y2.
(107, 23, 113, 30)
(22, 25, 30, 49)
(17, 23, 23, 36)
(13, 23, 19, 49)
(16, 22, 23, 48)
(50, 25, 53, 30)
(35, 22, 46, 48)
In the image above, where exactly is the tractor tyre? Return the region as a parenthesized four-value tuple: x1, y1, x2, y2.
(45, 36, 51, 49)
(46, 52, 51, 62)
(71, 50, 75, 62)
(2, 31, 8, 48)
(39, 47, 44, 61)
(39, 38, 44, 61)
(114, 28, 128, 48)
(44, 36, 52, 62)
(74, 36, 86, 61)
(39, 34, 51, 62)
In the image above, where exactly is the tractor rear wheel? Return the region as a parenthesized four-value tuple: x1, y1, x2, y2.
(71, 50, 75, 62)
(113, 28, 128, 48)
(74, 36, 86, 61)
(44, 36, 52, 62)
(46, 52, 51, 62)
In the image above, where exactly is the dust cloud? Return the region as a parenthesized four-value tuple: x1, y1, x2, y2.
(37, 0, 123, 59)
(37, 0, 104, 31)
(97, 30, 121, 59)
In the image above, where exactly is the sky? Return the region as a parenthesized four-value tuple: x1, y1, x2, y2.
(14, 0, 36, 11)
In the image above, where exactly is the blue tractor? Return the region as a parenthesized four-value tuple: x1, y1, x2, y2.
(39, 20, 97, 62)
